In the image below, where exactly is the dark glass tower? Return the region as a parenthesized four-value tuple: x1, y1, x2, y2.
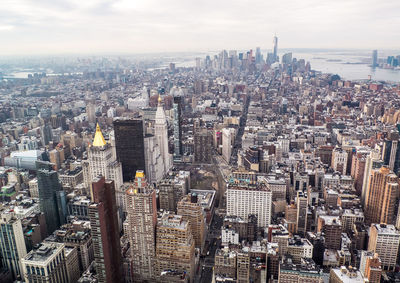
(89, 177, 123, 283)
(36, 161, 66, 235)
(113, 118, 146, 182)
(382, 131, 400, 175)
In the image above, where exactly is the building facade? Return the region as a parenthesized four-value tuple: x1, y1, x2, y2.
(226, 182, 272, 228)
(155, 214, 195, 282)
(88, 177, 123, 283)
(125, 171, 157, 282)
(113, 118, 146, 182)
(368, 224, 400, 271)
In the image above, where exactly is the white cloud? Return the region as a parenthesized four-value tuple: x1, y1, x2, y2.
(0, 0, 399, 54)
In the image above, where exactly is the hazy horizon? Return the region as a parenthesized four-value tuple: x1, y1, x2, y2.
(1, 0, 399, 55)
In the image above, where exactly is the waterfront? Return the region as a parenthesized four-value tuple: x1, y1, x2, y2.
(286, 49, 400, 82)
(3, 49, 400, 82)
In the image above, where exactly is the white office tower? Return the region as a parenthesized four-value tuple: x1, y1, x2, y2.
(226, 182, 272, 227)
(155, 95, 172, 174)
(127, 86, 150, 111)
(107, 107, 116, 118)
(142, 85, 150, 104)
(361, 149, 383, 205)
(83, 124, 124, 210)
(222, 128, 235, 163)
(21, 243, 69, 283)
(144, 135, 165, 185)
(0, 210, 27, 281)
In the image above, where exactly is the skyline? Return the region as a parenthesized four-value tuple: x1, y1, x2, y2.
(1, 0, 400, 55)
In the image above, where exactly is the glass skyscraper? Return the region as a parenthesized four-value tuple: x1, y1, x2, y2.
(36, 161, 66, 235)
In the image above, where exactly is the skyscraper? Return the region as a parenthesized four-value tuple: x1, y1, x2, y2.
(255, 47, 262, 64)
(155, 214, 195, 282)
(155, 95, 172, 174)
(177, 193, 205, 250)
(144, 134, 165, 184)
(86, 103, 96, 124)
(360, 251, 382, 282)
(296, 191, 308, 236)
(125, 171, 157, 282)
(36, 160, 66, 235)
(361, 149, 383, 204)
(226, 182, 272, 228)
(194, 129, 213, 163)
(364, 166, 399, 225)
(21, 243, 69, 283)
(368, 224, 400, 271)
(282, 53, 292, 65)
(0, 210, 27, 281)
(173, 96, 183, 159)
(113, 118, 146, 182)
(372, 50, 378, 67)
(381, 131, 400, 175)
(222, 128, 235, 164)
(83, 123, 124, 211)
(331, 146, 348, 175)
(89, 177, 123, 283)
(273, 35, 278, 63)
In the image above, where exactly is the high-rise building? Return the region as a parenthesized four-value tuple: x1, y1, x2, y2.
(194, 129, 213, 163)
(255, 47, 262, 64)
(381, 131, 400, 175)
(214, 248, 237, 279)
(40, 123, 52, 146)
(284, 202, 297, 235)
(351, 149, 369, 195)
(226, 182, 272, 228)
(158, 179, 179, 212)
(21, 242, 68, 283)
(296, 191, 308, 236)
(359, 251, 382, 283)
(125, 171, 157, 282)
(89, 177, 123, 283)
(317, 216, 342, 250)
(177, 193, 205, 250)
(173, 96, 183, 160)
(236, 251, 250, 283)
(331, 146, 348, 175)
(286, 236, 313, 264)
(372, 50, 378, 67)
(364, 166, 399, 225)
(278, 257, 323, 283)
(155, 214, 195, 282)
(329, 266, 364, 283)
(113, 118, 146, 182)
(86, 103, 96, 124)
(273, 36, 278, 63)
(361, 149, 383, 204)
(0, 210, 27, 281)
(270, 225, 290, 256)
(49, 148, 61, 171)
(155, 95, 172, 175)
(144, 134, 165, 184)
(282, 53, 293, 65)
(48, 222, 94, 274)
(36, 160, 66, 235)
(368, 224, 400, 271)
(222, 128, 235, 164)
(157, 171, 189, 212)
(83, 123, 124, 211)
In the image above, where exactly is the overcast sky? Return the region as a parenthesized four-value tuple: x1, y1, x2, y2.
(1, 0, 399, 55)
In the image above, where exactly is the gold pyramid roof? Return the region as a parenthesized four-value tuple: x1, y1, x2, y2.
(92, 123, 107, 147)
